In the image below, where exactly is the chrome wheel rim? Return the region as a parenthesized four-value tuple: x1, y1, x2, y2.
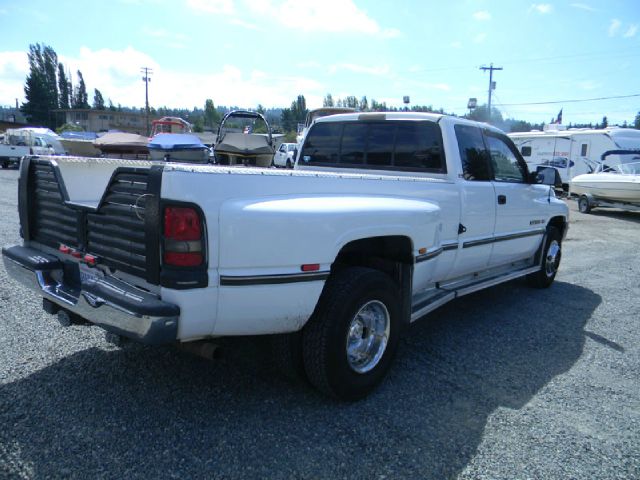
(545, 240, 561, 277)
(346, 300, 390, 373)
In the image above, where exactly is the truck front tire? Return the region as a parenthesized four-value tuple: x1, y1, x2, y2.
(527, 226, 562, 289)
(302, 267, 401, 400)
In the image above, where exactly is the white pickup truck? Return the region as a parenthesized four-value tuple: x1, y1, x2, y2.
(2, 112, 568, 399)
(0, 130, 56, 168)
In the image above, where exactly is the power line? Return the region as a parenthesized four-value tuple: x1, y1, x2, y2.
(495, 93, 640, 107)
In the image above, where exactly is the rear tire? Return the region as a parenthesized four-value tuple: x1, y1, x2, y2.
(286, 159, 292, 169)
(527, 226, 562, 289)
(302, 267, 401, 400)
(578, 195, 591, 214)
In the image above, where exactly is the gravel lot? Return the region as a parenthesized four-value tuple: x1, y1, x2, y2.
(0, 167, 638, 479)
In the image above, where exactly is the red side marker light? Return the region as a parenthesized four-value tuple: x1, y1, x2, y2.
(59, 244, 71, 254)
(301, 264, 320, 272)
(70, 250, 82, 259)
(83, 254, 97, 266)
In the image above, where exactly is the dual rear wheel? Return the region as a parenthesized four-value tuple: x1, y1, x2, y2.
(274, 267, 401, 401)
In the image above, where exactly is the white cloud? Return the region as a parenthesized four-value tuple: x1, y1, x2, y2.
(529, 3, 553, 14)
(229, 18, 262, 31)
(187, 0, 399, 37)
(608, 18, 621, 36)
(473, 11, 491, 21)
(255, 0, 397, 36)
(623, 24, 638, 38)
(55, 46, 323, 109)
(473, 33, 487, 43)
(570, 3, 596, 12)
(0, 51, 29, 107)
(186, 0, 234, 14)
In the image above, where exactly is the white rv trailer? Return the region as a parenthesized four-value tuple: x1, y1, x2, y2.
(508, 126, 640, 190)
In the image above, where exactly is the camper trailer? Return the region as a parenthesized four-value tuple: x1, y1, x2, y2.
(508, 126, 640, 191)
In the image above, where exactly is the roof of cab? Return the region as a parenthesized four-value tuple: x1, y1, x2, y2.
(314, 111, 505, 135)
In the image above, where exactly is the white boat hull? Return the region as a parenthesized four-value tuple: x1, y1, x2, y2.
(148, 148, 209, 163)
(571, 173, 640, 203)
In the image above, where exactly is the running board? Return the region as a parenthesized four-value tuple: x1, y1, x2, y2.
(410, 265, 540, 322)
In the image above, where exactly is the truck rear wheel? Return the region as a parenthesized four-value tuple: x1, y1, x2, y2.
(527, 226, 562, 289)
(302, 267, 401, 400)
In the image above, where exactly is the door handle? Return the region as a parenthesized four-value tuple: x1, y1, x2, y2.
(497, 195, 507, 205)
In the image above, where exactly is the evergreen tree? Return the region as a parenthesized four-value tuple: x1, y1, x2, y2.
(289, 95, 308, 129)
(634, 112, 640, 129)
(93, 88, 105, 109)
(42, 46, 59, 109)
(72, 70, 90, 109)
(360, 96, 369, 111)
(323, 93, 334, 107)
(108, 99, 117, 111)
(20, 43, 60, 128)
(601, 116, 608, 128)
(204, 99, 220, 128)
(57, 63, 70, 109)
(280, 108, 294, 132)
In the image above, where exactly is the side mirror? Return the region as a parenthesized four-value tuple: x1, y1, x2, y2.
(534, 166, 562, 187)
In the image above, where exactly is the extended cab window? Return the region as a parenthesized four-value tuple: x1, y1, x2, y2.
(301, 120, 446, 173)
(455, 124, 491, 181)
(485, 133, 527, 183)
(302, 123, 341, 164)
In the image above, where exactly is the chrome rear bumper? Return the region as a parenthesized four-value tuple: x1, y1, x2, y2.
(2, 245, 179, 344)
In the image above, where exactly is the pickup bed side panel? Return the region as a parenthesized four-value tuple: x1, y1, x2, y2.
(214, 195, 441, 335)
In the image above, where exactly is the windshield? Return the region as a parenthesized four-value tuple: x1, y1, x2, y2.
(598, 154, 640, 174)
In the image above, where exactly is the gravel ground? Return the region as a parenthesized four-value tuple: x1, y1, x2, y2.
(0, 167, 638, 479)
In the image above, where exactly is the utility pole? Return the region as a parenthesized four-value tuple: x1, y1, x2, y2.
(141, 67, 153, 135)
(479, 63, 502, 122)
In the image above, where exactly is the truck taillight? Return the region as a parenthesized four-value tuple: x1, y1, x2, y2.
(163, 206, 204, 267)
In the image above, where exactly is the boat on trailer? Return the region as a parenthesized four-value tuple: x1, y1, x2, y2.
(571, 149, 640, 213)
(213, 110, 275, 167)
(147, 117, 209, 163)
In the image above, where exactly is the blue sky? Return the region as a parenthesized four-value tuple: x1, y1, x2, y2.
(0, 0, 638, 125)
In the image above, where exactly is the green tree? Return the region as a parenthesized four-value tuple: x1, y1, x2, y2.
(323, 93, 334, 107)
(93, 88, 105, 110)
(280, 107, 294, 132)
(20, 43, 60, 128)
(634, 111, 640, 129)
(344, 96, 359, 109)
(72, 70, 90, 109)
(466, 104, 503, 126)
(57, 63, 70, 109)
(290, 95, 307, 127)
(108, 99, 117, 111)
(360, 96, 368, 111)
(193, 116, 204, 132)
(601, 116, 608, 128)
(204, 99, 220, 129)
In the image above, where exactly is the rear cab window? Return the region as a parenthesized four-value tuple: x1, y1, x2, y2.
(299, 120, 446, 174)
